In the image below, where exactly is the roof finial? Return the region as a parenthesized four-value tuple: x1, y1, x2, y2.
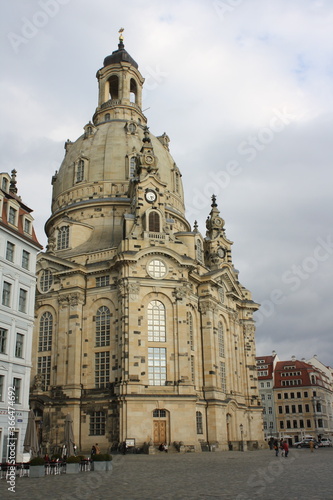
(211, 194, 217, 207)
(118, 27, 124, 48)
(10, 169, 18, 194)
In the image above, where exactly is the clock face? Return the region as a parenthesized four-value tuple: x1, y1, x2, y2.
(145, 190, 157, 203)
(145, 154, 154, 164)
(217, 247, 225, 258)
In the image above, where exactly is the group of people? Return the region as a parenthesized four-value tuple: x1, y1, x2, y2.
(271, 438, 289, 457)
(158, 443, 168, 452)
(90, 443, 101, 456)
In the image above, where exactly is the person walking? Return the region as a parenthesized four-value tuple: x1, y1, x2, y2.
(309, 440, 315, 453)
(282, 440, 289, 458)
(273, 439, 279, 457)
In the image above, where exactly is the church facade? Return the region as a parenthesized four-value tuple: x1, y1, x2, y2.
(30, 38, 264, 453)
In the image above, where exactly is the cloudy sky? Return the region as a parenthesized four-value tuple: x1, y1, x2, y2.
(1, 0, 332, 365)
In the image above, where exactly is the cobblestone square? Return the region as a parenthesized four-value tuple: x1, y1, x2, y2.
(1, 448, 332, 500)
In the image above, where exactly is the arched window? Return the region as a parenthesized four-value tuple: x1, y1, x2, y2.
(187, 312, 194, 351)
(109, 75, 119, 100)
(148, 300, 166, 342)
(38, 312, 53, 351)
(130, 78, 137, 103)
(196, 240, 203, 262)
(57, 226, 69, 250)
(149, 211, 160, 232)
(196, 411, 203, 434)
(218, 321, 225, 358)
(105, 113, 110, 121)
(76, 159, 84, 182)
(96, 306, 111, 347)
(39, 269, 53, 293)
(129, 156, 136, 178)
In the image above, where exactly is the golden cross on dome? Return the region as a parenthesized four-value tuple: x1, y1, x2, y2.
(119, 27, 124, 41)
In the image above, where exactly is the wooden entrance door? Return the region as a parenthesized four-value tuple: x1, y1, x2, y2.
(153, 420, 166, 444)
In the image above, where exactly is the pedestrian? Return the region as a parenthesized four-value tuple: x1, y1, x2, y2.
(73, 443, 77, 456)
(309, 440, 315, 452)
(164, 443, 168, 453)
(282, 440, 289, 458)
(91, 444, 96, 457)
(121, 441, 127, 455)
(273, 439, 279, 457)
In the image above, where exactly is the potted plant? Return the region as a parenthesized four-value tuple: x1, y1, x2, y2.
(29, 456, 45, 478)
(66, 455, 82, 474)
(91, 453, 112, 471)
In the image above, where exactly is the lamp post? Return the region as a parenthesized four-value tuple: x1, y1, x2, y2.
(240, 424, 244, 452)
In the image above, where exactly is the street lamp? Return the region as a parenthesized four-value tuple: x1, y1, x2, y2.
(240, 424, 244, 452)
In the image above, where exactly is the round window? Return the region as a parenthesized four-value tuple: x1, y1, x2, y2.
(147, 259, 167, 279)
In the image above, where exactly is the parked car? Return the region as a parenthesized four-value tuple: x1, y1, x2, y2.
(319, 438, 332, 447)
(293, 439, 320, 449)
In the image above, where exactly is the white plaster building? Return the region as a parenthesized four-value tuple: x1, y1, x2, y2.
(0, 170, 42, 461)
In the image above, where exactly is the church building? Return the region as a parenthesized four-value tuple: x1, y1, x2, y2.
(30, 35, 264, 453)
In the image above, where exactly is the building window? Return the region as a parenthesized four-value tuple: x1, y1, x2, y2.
(280, 421, 284, 429)
(129, 156, 136, 178)
(297, 392, 301, 398)
(19, 289, 27, 313)
(290, 392, 295, 399)
(148, 211, 160, 232)
(22, 250, 30, 270)
(187, 312, 194, 351)
(278, 406, 283, 414)
(38, 312, 53, 351)
(220, 361, 226, 392)
(0, 375, 4, 401)
(260, 382, 264, 388)
(304, 391, 308, 398)
(196, 240, 203, 262)
(266, 382, 271, 387)
(8, 207, 17, 225)
(267, 394, 271, 400)
(89, 411, 106, 436)
(147, 259, 167, 279)
(268, 407, 272, 414)
(263, 421, 267, 430)
(299, 419, 304, 428)
(95, 352, 110, 388)
(218, 321, 225, 358)
(24, 219, 31, 234)
(153, 409, 166, 418)
(15, 333, 24, 358)
(0, 328, 7, 354)
(196, 411, 203, 434)
(292, 405, 296, 413)
(77, 159, 84, 182)
(13, 378, 21, 403)
(148, 348, 166, 385)
(57, 226, 69, 250)
(96, 276, 110, 287)
(261, 394, 265, 401)
(95, 306, 111, 347)
(277, 393, 282, 399)
(269, 422, 274, 429)
(37, 356, 51, 390)
(306, 419, 311, 428)
(305, 404, 310, 412)
(293, 420, 298, 428)
(285, 406, 290, 414)
(6, 242, 15, 262)
(2, 177, 8, 191)
(148, 301, 166, 342)
(105, 113, 110, 121)
(318, 419, 323, 428)
(284, 393, 288, 399)
(191, 355, 195, 383)
(298, 405, 302, 413)
(2, 282, 12, 307)
(40, 270, 53, 292)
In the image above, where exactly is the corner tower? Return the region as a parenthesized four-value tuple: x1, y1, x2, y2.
(30, 34, 264, 455)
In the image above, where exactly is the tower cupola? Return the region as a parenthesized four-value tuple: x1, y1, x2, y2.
(93, 29, 146, 125)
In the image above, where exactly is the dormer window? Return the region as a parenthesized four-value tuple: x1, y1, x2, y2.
(8, 206, 17, 225)
(2, 177, 8, 192)
(24, 218, 32, 234)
